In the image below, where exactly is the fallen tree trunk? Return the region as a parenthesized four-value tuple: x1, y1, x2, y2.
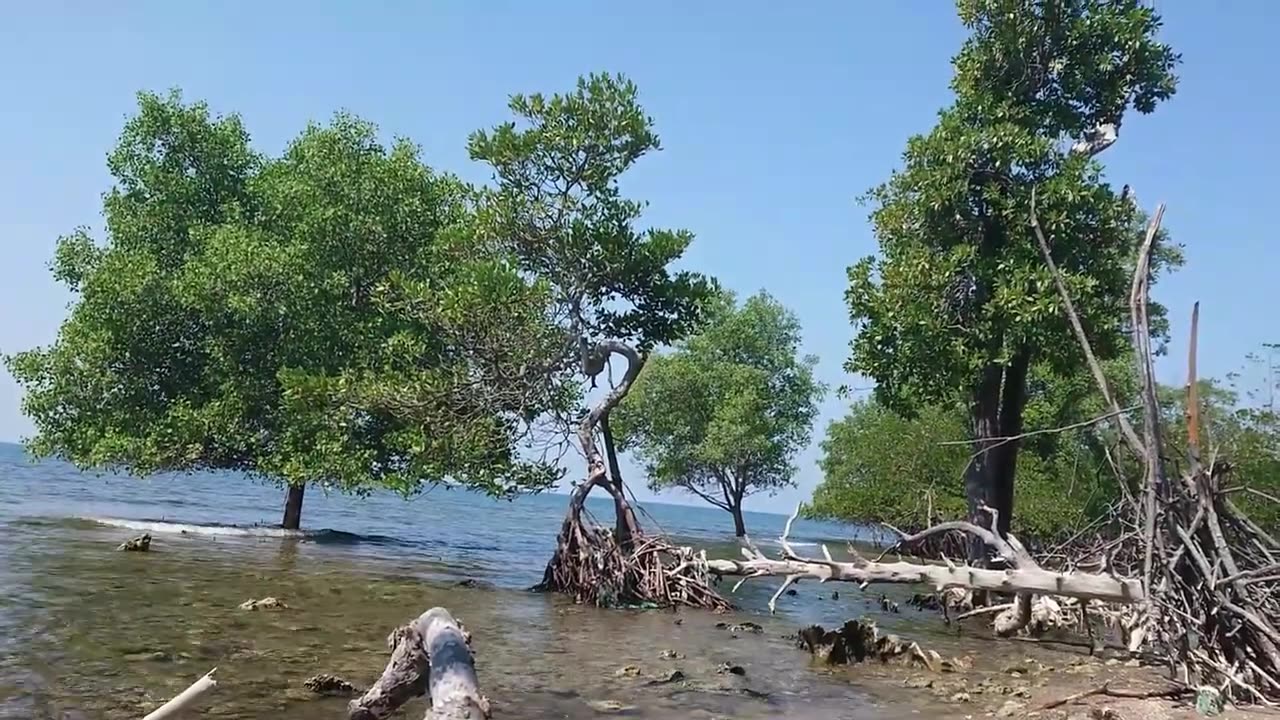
(707, 506, 1143, 629)
(349, 607, 490, 720)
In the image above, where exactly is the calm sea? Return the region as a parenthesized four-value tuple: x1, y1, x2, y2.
(0, 441, 964, 719)
(0, 441, 866, 590)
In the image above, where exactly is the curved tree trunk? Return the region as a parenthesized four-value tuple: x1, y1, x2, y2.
(282, 483, 305, 530)
(538, 340, 728, 609)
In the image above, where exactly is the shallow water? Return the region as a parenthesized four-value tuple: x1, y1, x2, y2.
(0, 443, 976, 719)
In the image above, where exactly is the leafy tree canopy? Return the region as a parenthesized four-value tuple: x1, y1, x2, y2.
(7, 90, 571, 521)
(846, 0, 1182, 415)
(612, 290, 824, 533)
(467, 73, 715, 360)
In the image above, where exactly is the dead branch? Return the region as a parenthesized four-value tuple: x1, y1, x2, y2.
(1035, 680, 1189, 711)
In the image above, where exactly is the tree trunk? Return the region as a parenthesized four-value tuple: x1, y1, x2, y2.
(282, 483, 305, 530)
(731, 503, 747, 537)
(966, 365, 1004, 560)
(599, 413, 634, 544)
(991, 347, 1032, 538)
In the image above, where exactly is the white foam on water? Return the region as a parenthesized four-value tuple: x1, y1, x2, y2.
(83, 516, 310, 539)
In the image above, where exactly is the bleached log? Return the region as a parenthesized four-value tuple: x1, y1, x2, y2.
(349, 607, 490, 720)
(140, 668, 217, 720)
(707, 505, 1144, 617)
(705, 555, 1144, 605)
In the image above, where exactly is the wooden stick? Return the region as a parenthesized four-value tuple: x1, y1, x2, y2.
(1035, 680, 1188, 711)
(140, 668, 218, 720)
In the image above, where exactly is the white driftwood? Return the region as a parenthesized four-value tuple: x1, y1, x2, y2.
(140, 667, 218, 720)
(707, 506, 1145, 621)
(349, 607, 489, 720)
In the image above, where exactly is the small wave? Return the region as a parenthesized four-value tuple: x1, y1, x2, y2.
(82, 517, 417, 548)
(85, 517, 310, 538)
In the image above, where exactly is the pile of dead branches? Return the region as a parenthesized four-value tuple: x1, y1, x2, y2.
(1032, 200, 1280, 702)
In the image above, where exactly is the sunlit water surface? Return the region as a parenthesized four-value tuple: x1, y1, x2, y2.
(0, 443, 983, 719)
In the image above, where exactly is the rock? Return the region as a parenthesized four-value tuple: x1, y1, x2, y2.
(832, 591, 840, 600)
(239, 597, 288, 611)
(1196, 686, 1223, 716)
(720, 622, 763, 634)
(673, 618, 684, 625)
(644, 670, 685, 686)
(659, 649, 684, 660)
(785, 589, 798, 596)
(614, 665, 642, 677)
(587, 700, 635, 713)
(116, 534, 151, 552)
(1123, 658, 1140, 668)
(1104, 658, 1120, 666)
(716, 662, 746, 676)
(453, 578, 479, 588)
(949, 691, 971, 703)
(303, 674, 363, 697)
(902, 676, 934, 689)
(997, 700, 1026, 717)
(123, 650, 171, 662)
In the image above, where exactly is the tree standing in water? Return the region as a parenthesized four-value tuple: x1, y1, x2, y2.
(7, 91, 570, 529)
(612, 290, 823, 537)
(467, 73, 723, 606)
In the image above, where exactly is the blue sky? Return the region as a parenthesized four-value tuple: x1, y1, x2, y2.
(1, 1, 1276, 513)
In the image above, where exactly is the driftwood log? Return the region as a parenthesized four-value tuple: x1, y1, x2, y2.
(706, 505, 1141, 636)
(349, 607, 490, 720)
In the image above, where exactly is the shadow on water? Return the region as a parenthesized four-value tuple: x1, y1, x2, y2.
(0, 515, 957, 720)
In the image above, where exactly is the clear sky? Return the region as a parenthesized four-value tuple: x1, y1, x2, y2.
(1, 1, 1276, 513)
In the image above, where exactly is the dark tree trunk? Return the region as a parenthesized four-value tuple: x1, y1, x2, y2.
(598, 414, 637, 546)
(731, 504, 747, 537)
(990, 347, 1032, 538)
(282, 483, 305, 530)
(966, 365, 1004, 561)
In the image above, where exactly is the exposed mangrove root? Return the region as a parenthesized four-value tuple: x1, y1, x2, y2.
(796, 619, 966, 673)
(349, 606, 489, 720)
(538, 338, 731, 610)
(140, 667, 217, 720)
(117, 533, 151, 552)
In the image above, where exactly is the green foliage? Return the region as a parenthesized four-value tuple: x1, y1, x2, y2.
(6, 90, 568, 500)
(467, 73, 714, 355)
(810, 400, 971, 530)
(612, 291, 824, 514)
(846, 0, 1181, 414)
(810, 358, 1139, 540)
